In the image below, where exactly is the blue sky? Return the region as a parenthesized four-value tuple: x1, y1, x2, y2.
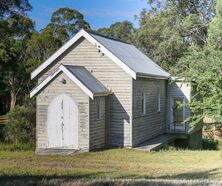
(28, 0, 148, 31)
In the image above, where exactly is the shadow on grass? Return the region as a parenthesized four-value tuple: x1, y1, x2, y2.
(156, 168, 222, 180)
(0, 169, 222, 185)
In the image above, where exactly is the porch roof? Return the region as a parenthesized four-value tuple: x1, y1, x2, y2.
(30, 65, 110, 99)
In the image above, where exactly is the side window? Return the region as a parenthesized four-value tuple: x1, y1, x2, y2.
(157, 87, 161, 112)
(96, 98, 101, 119)
(173, 97, 184, 125)
(141, 92, 146, 114)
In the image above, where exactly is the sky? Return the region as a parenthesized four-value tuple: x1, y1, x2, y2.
(28, 0, 148, 31)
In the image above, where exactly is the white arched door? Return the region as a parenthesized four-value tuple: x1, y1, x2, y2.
(47, 94, 78, 149)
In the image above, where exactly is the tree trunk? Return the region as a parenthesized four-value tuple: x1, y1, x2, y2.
(10, 91, 16, 110)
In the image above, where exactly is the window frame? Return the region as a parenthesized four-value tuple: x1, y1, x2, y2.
(172, 97, 186, 124)
(157, 87, 161, 112)
(141, 91, 146, 115)
(96, 98, 101, 120)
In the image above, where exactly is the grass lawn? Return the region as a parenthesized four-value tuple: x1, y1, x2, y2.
(0, 149, 222, 184)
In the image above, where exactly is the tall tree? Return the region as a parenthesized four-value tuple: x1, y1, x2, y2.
(46, 8, 90, 43)
(0, 0, 34, 111)
(1, 15, 34, 110)
(135, 0, 214, 71)
(173, 0, 222, 127)
(26, 28, 62, 72)
(0, 0, 31, 18)
(208, 0, 222, 49)
(97, 21, 136, 43)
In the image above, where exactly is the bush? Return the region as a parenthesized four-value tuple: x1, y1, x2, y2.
(0, 142, 35, 151)
(202, 137, 219, 150)
(4, 98, 36, 144)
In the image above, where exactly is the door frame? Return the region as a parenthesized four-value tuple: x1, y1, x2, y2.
(170, 96, 186, 131)
(47, 94, 78, 149)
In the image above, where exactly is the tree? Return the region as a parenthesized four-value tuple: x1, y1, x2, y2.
(97, 21, 135, 43)
(0, 0, 33, 113)
(135, 0, 214, 71)
(208, 0, 222, 49)
(26, 28, 62, 72)
(45, 8, 90, 43)
(0, 0, 31, 18)
(4, 96, 36, 144)
(173, 0, 222, 127)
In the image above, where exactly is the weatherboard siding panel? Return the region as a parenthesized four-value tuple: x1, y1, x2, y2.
(89, 97, 106, 150)
(36, 73, 90, 151)
(132, 78, 167, 146)
(37, 38, 133, 147)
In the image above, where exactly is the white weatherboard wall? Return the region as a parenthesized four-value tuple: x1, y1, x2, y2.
(37, 38, 133, 147)
(132, 78, 167, 146)
(36, 73, 89, 151)
(167, 81, 191, 131)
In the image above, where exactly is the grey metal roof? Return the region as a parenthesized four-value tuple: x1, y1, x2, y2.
(65, 65, 110, 95)
(90, 33, 170, 78)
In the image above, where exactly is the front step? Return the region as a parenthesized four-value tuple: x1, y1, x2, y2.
(134, 134, 176, 152)
(36, 148, 81, 155)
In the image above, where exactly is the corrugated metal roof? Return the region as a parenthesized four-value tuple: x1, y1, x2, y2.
(90, 33, 170, 78)
(65, 65, 109, 94)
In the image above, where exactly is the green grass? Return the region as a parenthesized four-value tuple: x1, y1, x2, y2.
(0, 149, 222, 184)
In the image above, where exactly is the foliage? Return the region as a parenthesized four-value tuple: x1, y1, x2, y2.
(202, 137, 221, 150)
(173, 0, 222, 128)
(0, 0, 31, 19)
(0, 1, 34, 111)
(26, 29, 62, 69)
(46, 7, 90, 43)
(0, 142, 34, 151)
(174, 47, 222, 126)
(135, 0, 214, 71)
(97, 21, 135, 43)
(208, 0, 222, 49)
(0, 6, 90, 113)
(4, 97, 36, 144)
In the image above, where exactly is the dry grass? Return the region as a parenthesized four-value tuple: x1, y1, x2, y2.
(0, 149, 222, 185)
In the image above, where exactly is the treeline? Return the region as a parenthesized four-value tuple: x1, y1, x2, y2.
(0, 0, 222, 143)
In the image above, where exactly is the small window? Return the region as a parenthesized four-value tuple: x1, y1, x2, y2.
(157, 87, 161, 112)
(141, 92, 146, 114)
(173, 97, 184, 125)
(96, 98, 101, 119)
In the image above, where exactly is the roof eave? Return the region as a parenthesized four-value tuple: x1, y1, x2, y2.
(30, 64, 95, 99)
(31, 29, 137, 80)
(94, 91, 112, 97)
(136, 72, 171, 80)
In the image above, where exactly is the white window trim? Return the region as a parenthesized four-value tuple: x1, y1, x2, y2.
(157, 87, 161, 112)
(142, 91, 146, 115)
(171, 96, 186, 124)
(96, 98, 101, 120)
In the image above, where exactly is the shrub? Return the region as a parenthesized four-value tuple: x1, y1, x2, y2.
(4, 98, 36, 144)
(0, 142, 35, 151)
(202, 137, 219, 150)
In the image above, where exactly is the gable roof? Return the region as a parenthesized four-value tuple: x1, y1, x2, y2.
(31, 29, 170, 80)
(30, 65, 110, 99)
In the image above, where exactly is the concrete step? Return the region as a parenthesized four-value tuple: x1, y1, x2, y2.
(36, 148, 81, 155)
(134, 134, 176, 152)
